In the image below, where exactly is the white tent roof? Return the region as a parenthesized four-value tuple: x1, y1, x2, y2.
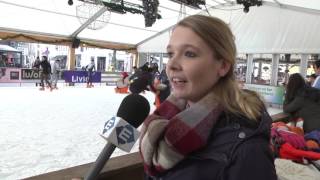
(0, 0, 320, 52)
(138, 0, 320, 54)
(232, 3, 320, 54)
(0, 0, 221, 49)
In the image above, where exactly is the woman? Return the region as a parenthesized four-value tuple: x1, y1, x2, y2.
(283, 73, 320, 133)
(139, 15, 276, 180)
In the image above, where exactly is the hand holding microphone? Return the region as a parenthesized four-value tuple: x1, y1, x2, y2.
(85, 94, 150, 180)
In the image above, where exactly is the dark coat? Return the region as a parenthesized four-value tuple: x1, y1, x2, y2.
(40, 60, 51, 74)
(284, 87, 320, 133)
(145, 110, 277, 180)
(158, 69, 170, 103)
(129, 71, 153, 94)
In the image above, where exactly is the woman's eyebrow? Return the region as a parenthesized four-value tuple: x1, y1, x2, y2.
(166, 44, 200, 51)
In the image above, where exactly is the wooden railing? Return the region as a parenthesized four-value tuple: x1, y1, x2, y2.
(23, 112, 289, 180)
(23, 152, 143, 180)
(270, 112, 290, 123)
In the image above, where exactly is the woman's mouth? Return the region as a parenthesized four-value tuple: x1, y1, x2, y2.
(172, 78, 187, 83)
(171, 78, 187, 89)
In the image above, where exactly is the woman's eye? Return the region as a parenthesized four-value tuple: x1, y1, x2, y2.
(185, 51, 197, 58)
(167, 52, 174, 58)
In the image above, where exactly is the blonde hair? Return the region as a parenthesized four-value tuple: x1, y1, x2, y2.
(177, 15, 264, 120)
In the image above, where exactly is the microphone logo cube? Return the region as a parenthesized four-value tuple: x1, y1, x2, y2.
(101, 117, 140, 152)
(102, 117, 116, 134)
(116, 125, 135, 144)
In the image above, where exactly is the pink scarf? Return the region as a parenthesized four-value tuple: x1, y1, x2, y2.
(139, 91, 223, 176)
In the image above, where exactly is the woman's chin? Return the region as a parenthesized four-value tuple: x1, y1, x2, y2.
(172, 91, 187, 100)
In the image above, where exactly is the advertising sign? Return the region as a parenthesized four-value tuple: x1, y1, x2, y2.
(244, 84, 285, 105)
(63, 71, 101, 83)
(21, 69, 41, 80)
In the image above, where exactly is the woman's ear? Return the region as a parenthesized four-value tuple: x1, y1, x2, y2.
(218, 60, 231, 77)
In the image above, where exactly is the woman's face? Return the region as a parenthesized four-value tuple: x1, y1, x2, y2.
(166, 26, 229, 103)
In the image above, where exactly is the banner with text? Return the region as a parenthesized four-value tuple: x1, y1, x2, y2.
(0, 68, 21, 83)
(244, 84, 285, 105)
(21, 69, 41, 80)
(63, 71, 101, 83)
(21, 69, 63, 80)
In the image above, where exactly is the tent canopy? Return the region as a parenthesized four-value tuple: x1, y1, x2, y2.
(0, 0, 320, 52)
(0, 0, 214, 50)
(138, 0, 320, 54)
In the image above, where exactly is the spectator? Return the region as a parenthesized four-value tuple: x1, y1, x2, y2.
(129, 65, 153, 94)
(155, 67, 170, 103)
(282, 69, 290, 86)
(312, 60, 320, 89)
(307, 74, 317, 87)
(283, 73, 320, 133)
(132, 66, 138, 73)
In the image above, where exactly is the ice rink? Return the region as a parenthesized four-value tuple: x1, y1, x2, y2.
(0, 85, 282, 180)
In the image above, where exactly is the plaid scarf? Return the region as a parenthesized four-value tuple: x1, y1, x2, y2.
(139, 91, 223, 176)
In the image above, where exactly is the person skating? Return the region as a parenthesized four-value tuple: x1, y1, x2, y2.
(39, 56, 53, 91)
(51, 59, 61, 89)
(86, 59, 96, 88)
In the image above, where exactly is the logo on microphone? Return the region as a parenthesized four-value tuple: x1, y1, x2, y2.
(116, 125, 135, 144)
(100, 117, 140, 152)
(102, 117, 116, 134)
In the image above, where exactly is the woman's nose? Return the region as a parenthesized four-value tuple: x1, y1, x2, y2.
(167, 56, 181, 71)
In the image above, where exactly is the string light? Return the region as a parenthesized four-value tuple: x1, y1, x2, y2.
(68, 0, 73, 6)
(142, 0, 160, 27)
(169, 0, 205, 9)
(236, 0, 262, 13)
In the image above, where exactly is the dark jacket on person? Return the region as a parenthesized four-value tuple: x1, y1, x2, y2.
(145, 110, 277, 180)
(129, 70, 153, 94)
(40, 60, 51, 75)
(284, 87, 320, 133)
(33, 59, 41, 69)
(158, 69, 170, 103)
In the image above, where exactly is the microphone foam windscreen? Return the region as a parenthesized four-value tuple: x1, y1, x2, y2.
(116, 94, 150, 128)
